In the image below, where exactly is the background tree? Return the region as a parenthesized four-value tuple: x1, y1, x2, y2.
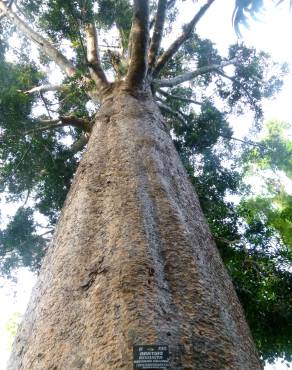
(5, 311, 22, 351)
(0, 0, 290, 368)
(223, 121, 292, 363)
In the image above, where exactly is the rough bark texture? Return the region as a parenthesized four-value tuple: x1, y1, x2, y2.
(126, 0, 149, 88)
(8, 90, 262, 370)
(148, 0, 167, 74)
(85, 23, 109, 90)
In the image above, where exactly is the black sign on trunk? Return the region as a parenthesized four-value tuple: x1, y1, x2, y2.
(133, 345, 169, 369)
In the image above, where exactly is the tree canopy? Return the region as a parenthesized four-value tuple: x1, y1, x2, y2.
(0, 0, 291, 364)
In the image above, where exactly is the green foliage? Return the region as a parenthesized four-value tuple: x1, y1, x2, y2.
(159, 36, 287, 123)
(5, 311, 21, 350)
(240, 120, 292, 250)
(222, 120, 292, 363)
(0, 54, 42, 133)
(0, 52, 79, 224)
(97, 0, 132, 49)
(223, 246, 292, 363)
(240, 192, 292, 250)
(223, 45, 286, 121)
(244, 121, 292, 178)
(0, 207, 46, 277)
(181, 35, 222, 85)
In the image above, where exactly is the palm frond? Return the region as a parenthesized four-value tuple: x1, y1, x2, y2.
(232, 0, 292, 36)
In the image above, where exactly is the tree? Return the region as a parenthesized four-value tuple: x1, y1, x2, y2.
(224, 121, 292, 363)
(5, 311, 22, 351)
(0, 0, 289, 368)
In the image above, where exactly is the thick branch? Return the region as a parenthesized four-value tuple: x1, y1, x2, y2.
(27, 116, 92, 135)
(59, 115, 92, 132)
(70, 133, 89, 154)
(153, 0, 215, 77)
(85, 22, 108, 90)
(156, 59, 236, 87)
(0, 1, 76, 77)
(148, 0, 167, 74)
(125, 0, 149, 89)
(35, 115, 92, 132)
(0, 116, 91, 142)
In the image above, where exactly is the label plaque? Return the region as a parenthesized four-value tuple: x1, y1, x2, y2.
(133, 345, 169, 369)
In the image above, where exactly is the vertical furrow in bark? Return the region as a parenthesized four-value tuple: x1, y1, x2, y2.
(132, 106, 259, 368)
(8, 91, 262, 370)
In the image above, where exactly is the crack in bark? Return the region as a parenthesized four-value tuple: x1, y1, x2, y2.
(80, 257, 108, 291)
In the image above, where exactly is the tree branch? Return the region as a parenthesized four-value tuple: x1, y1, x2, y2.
(215, 236, 241, 245)
(66, 5, 87, 65)
(0, 1, 76, 77)
(148, 0, 167, 75)
(0, 115, 92, 143)
(0, 141, 32, 185)
(59, 115, 92, 132)
(85, 22, 108, 90)
(24, 122, 66, 134)
(70, 133, 89, 154)
(0, 0, 14, 18)
(27, 116, 92, 135)
(149, 0, 175, 31)
(156, 59, 236, 87)
(220, 135, 267, 148)
(152, 0, 215, 77)
(156, 100, 188, 126)
(106, 49, 127, 78)
(125, 0, 150, 89)
(39, 229, 54, 237)
(116, 24, 127, 57)
(157, 88, 202, 105)
(216, 70, 259, 113)
(17, 84, 64, 95)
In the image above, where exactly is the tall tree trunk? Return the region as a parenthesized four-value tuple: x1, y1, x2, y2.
(8, 90, 262, 370)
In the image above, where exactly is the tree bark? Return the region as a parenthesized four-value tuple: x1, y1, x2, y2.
(8, 89, 262, 370)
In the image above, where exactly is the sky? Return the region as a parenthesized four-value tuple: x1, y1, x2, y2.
(0, 270, 36, 369)
(0, 0, 291, 369)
